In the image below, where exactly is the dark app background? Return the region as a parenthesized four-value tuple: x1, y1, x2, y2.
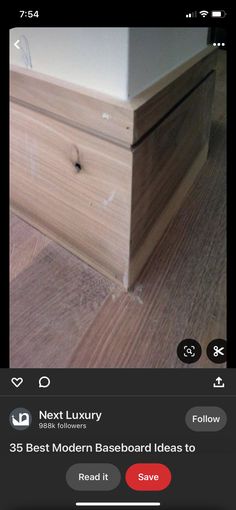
(0, 369, 235, 509)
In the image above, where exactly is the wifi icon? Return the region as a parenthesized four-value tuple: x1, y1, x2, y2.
(199, 10, 209, 17)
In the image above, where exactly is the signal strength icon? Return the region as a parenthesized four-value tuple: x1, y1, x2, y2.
(186, 11, 197, 18)
(199, 10, 209, 17)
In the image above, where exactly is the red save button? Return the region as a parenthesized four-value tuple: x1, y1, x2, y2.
(125, 463, 172, 491)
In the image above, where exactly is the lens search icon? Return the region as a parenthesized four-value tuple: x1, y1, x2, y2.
(39, 376, 51, 389)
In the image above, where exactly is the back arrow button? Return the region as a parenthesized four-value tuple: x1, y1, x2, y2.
(14, 40, 20, 50)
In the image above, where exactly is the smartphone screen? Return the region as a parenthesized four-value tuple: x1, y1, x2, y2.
(2, 7, 232, 509)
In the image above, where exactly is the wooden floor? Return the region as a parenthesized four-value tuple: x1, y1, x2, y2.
(10, 51, 226, 368)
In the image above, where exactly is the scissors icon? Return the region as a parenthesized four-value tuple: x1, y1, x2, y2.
(206, 339, 227, 363)
(213, 346, 225, 357)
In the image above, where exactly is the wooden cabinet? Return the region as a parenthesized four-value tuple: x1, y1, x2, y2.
(10, 47, 217, 289)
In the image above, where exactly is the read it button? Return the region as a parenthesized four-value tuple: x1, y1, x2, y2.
(125, 463, 172, 491)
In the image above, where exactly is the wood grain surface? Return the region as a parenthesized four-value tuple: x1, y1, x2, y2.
(129, 72, 215, 287)
(69, 115, 226, 368)
(10, 47, 216, 147)
(131, 47, 217, 143)
(10, 65, 134, 147)
(10, 103, 132, 285)
(10, 72, 215, 289)
(10, 236, 115, 368)
(10, 51, 226, 368)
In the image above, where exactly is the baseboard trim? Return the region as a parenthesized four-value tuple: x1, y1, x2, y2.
(10, 47, 217, 147)
(128, 144, 209, 288)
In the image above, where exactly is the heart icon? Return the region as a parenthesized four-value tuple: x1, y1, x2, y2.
(11, 377, 23, 388)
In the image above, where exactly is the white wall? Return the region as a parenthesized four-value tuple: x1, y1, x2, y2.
(127, 28, 208, 98)
(10, 27, 208, 100)
(10, 27, 129, 99)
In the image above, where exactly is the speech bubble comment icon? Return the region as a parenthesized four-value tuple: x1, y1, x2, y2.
(39, 376, 51, 389)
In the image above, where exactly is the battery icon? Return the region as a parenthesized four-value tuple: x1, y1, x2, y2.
(211, 10, 227, 18)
